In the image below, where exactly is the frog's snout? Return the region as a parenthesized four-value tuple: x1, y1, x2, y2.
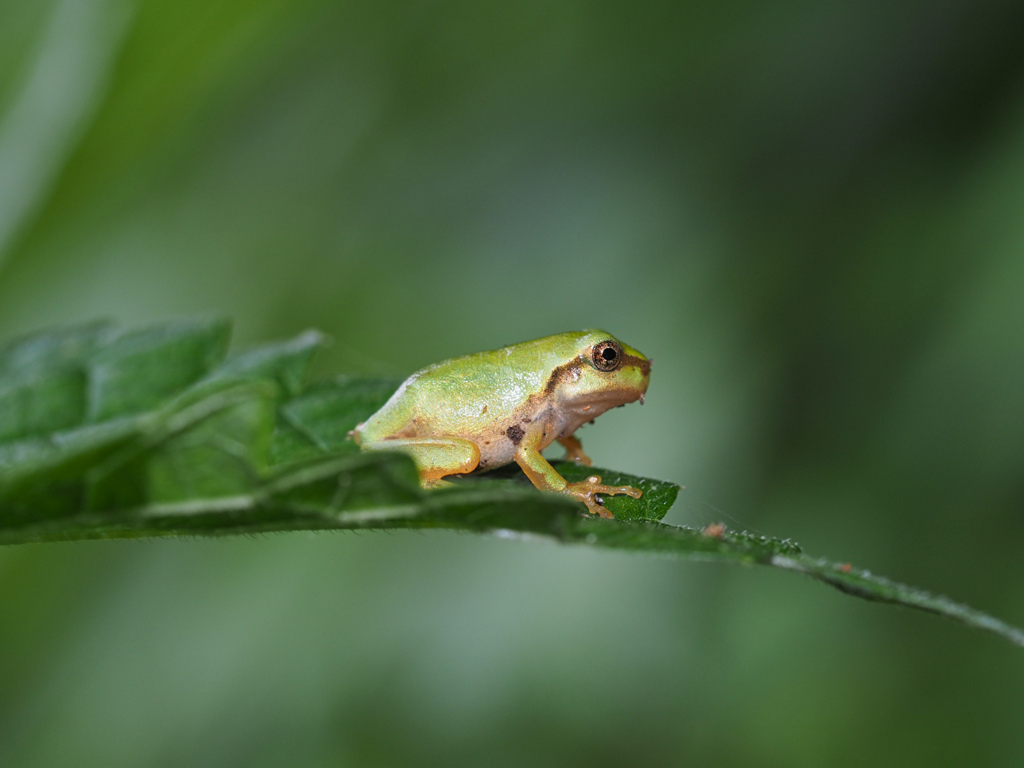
(636, 361, 650, 405)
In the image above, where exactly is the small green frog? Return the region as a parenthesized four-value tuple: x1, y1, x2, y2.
(352, 330, 651, 517)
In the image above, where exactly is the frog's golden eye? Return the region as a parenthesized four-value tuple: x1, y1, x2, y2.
(591, 340, 622, 372)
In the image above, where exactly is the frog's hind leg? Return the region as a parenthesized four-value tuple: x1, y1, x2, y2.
(362, 437, 481, 487)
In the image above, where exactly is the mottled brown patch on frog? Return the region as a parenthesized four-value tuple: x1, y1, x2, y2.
(505, 424, 525, 445)
(543, 356, 584, 394)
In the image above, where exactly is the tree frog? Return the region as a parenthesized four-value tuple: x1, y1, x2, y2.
(351, 330, 651, 517)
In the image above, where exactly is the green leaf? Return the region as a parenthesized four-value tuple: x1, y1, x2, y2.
(0, 320, 114, 377)
(86, 318, 232, 421)
(272, 376, 403, 465)
(0, 367, 88, 441)
(0, 319, 1021, 649)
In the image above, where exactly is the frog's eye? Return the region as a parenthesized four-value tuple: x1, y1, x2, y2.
(591, 340, 622, 372)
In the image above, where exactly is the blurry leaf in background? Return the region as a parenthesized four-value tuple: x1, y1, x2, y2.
(0, 0, 134, 267)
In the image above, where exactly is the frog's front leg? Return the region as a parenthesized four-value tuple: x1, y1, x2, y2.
(514, 429, 640, 517)
(360, 437, 480, 487)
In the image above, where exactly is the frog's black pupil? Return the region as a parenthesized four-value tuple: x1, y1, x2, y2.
(602, 348, 617, 361)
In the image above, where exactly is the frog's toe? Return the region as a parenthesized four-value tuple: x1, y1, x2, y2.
(565, 476, 642, 517)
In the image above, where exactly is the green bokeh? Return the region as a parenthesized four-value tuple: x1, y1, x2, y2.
(1, 0, 1023, 765)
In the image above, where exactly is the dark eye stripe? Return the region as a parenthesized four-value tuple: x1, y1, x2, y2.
(543, 356, 584, 394)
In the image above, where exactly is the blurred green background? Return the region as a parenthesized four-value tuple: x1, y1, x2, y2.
(2, 0, 1024, 765)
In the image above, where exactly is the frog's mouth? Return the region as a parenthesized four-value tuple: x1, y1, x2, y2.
(568, 387, 646, 418)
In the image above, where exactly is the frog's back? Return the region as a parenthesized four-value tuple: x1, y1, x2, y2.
(356, 331, 593, 444)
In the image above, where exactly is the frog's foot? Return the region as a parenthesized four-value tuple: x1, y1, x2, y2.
(564, 475, 642, 518)
(421, 478, 454, 490)
(557, 435, 593, 466)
